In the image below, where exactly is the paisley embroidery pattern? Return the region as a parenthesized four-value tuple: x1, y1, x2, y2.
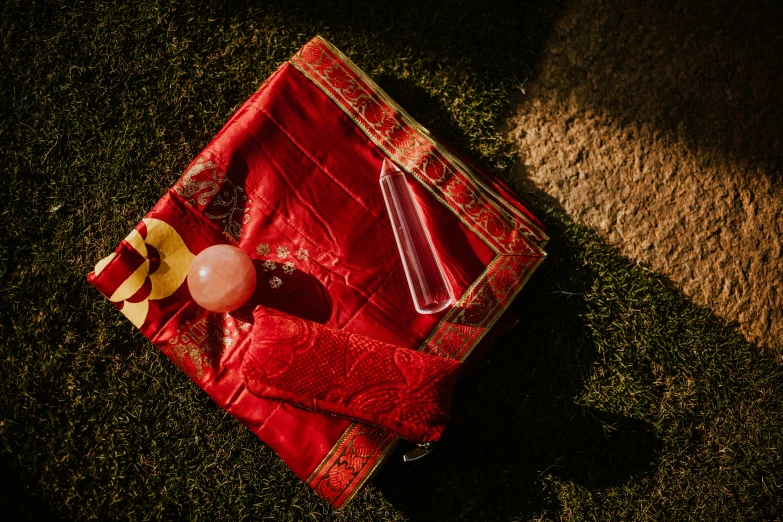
(173, 158, 250, 242)
(308, 424, 397, 507)
(423, 255, 540, 360)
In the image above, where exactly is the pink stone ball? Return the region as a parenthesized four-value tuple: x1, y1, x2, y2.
(188, 245, 257, 313)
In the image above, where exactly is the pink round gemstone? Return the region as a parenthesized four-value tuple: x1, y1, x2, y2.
(187, 245, 257, 313)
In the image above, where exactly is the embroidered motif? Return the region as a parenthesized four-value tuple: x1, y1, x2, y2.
(262, 260, 277, 272)
(423, 255, 541, 360)
(269, 276, 283, 289)
(295, 248, 309, 261)
(173, 158, 251, 242)
(172, 159, 219, 204)
(282, 261, 295, 275)
(277, 245, 290, 259)
(308, 424, 397, 507)
(163, 313, 251, 380)
(244, 310, 459, 442)
(256, 243, 270, 256)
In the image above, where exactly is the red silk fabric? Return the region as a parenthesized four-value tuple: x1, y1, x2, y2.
(87, 36, 547, 508)
(244, 308, 462, 443)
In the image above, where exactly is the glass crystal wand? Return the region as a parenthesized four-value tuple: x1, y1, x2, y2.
(380, 158, 454, 314)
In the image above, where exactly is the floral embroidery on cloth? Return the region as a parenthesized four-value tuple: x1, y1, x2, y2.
(172, 158, 250, 241)
(165, 313, 251, 380)
(242, 308, 462, 443)
(254, 244, 303, 289)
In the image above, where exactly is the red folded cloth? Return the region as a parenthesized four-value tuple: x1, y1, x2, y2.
(243, 308, 461, 443)
(88, 36, 547, 508)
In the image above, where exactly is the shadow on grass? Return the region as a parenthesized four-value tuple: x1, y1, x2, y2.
(373, 216, 660, 520)
(0, 460, 64, 522)
(355, 12, 782, 519)
(213, 0, 570, 169)
(356, 78, 665, 512)
(335, 30, 664, 519)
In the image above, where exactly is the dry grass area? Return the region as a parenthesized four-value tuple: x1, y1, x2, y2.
(511, 0, 782, 349)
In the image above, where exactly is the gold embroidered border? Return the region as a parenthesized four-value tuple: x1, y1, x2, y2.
(339, 432, 400, 507)
(301, 38, 548, 247)
(422, 254, 545, 360)
(305, 422, 355, 484)
(289, 38, 546, 258)
(306, 424, 398, 507)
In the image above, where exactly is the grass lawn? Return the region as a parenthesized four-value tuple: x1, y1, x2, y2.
(2, 1, 782, 520)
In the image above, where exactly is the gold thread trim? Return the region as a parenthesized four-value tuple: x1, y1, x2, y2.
(335, 436, 401, 510)
(458, 254, 546, 363)
(305, 36, 549, 246)
(335, 254, 544, 508)
(416, 255, 505, 354)
(287, 60, 495, 255)
(305, 422, 357, 483)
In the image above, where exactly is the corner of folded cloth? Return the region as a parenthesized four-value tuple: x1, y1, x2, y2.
(241, 307, 461, 443)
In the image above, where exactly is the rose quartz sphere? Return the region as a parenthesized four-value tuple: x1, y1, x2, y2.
(188, 245, 257, 313)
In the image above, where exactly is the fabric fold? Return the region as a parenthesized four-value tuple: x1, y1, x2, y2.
(87, 35, 547, 508)
(242, 307, 461, 443)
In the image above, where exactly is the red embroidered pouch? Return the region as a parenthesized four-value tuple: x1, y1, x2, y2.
(243, 307, 462, 443)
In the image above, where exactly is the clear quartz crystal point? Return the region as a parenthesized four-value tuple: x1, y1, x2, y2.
(380, 158, 454, 314)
